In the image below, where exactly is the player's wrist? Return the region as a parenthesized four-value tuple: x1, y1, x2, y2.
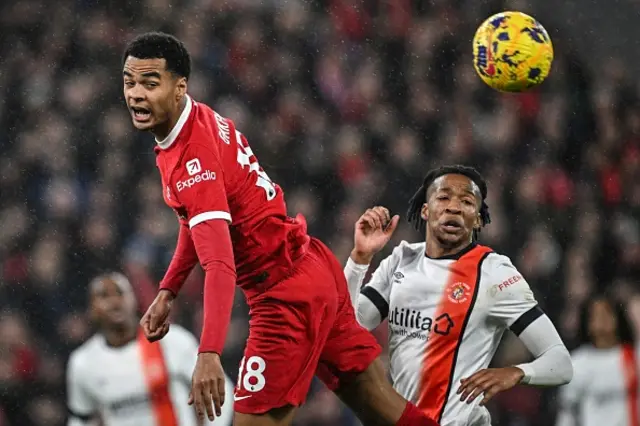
(511, 366, 527, 383)
(157, 288, 176, 301)
(350, 249, 374, 265)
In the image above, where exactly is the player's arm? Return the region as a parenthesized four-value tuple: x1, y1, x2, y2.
(345, 251, 397, 331)
(458, 256, 573, 405)
(159, 222, 199, 297)
(344, 207, 400, 330)
(488, 258, 573, 386)
(66, 353, 98, 426)
(175, 143, 235, 421)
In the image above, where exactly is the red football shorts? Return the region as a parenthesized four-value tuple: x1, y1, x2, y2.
(233, 237, 382, 414)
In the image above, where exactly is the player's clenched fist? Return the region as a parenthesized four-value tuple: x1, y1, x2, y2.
(351, 206, 400, 265)
(140, 289, 174, 342)
(189, 352, 226, 421)
(457, 366, 525, 406)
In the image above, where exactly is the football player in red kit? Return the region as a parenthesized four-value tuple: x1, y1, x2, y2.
(122, 32, 439, 426)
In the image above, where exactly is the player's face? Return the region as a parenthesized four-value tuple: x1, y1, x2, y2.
(588, 299, 618, 345)
(422, 174, 481, 250)
(122, 56, 186, 134)
(90, 278, 137, 329)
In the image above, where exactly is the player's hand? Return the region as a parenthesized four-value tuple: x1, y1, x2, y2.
(457, 367, 525, 406)
(140, 289, 174, 342)
(189, 352, 226, 422)
(351, 206, 400, 264)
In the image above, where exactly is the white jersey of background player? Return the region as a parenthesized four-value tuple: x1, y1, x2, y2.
(556, 295, 639, 426)
(344, 167, 573, 426)
(66, 272, 233, 426)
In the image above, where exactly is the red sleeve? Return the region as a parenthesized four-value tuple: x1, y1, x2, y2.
(172, 144, 231, 228)
(158, 223, 199, 296)
(190, 220, 236, 354)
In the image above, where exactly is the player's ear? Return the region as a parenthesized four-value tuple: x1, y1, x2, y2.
(175, 77, 187, 101)
(474, 213, 482, 230)
(421, 203, 429, 221)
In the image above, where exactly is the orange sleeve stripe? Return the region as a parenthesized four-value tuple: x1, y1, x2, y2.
(138, 331, 179, 426)
(621, 344, 639, 426)
(416, 246, 492, 422)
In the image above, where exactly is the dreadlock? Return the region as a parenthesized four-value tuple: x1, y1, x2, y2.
(407, 165, 491, 239)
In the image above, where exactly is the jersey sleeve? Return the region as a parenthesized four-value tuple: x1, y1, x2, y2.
(486, 254, 541, 331)
(66, 351, 97, 425)
(347, 244, 403, 329)
(172, 143, 231, 229)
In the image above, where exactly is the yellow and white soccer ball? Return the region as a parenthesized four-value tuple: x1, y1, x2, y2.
(472, 11, 554, 92)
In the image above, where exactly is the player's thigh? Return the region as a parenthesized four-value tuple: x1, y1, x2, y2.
(332, 358, 408, 426)
(233, 405, 296, 426)
(234, 283, 335, 414)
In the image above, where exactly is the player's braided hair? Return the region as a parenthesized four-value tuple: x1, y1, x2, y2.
(123, 32, 191, 79)
(407, 165, 491, 238)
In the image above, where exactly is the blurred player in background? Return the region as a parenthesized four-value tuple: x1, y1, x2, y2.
(344, 165, 573, 425)
(121, 32, 439, 426)
(556, 295, 638, 426)
(66, 272, 234, 426)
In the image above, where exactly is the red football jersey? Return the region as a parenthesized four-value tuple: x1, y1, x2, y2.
(154, 96, 310, 292)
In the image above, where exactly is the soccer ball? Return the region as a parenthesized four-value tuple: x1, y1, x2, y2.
(472, 11, 554, 92)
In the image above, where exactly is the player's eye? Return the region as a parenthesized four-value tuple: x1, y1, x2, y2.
(145, 82, 158, 88)
(462, 199, 474, 206)
(124, 81, 135, 88)
(437, 195, 449, 201)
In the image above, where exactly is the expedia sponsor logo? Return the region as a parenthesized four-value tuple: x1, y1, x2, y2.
(176, 170, 216, 192)
(388, 306, 454, 341)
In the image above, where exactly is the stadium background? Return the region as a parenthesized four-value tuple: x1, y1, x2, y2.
(1, 0, 639, 424)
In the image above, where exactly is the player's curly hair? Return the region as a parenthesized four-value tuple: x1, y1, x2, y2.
(407, 165, 491, 238)
(123, 32, 191, 79)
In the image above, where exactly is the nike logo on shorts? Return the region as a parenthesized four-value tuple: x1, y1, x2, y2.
(233, 395, 252, 401)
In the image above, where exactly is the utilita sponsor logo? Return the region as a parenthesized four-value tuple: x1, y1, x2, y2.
(177, 170, 216, 192)
(388, 307, 454, 336)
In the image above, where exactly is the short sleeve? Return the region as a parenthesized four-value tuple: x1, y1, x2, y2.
(66, 352, 96, 423)
(172, 144, 231, 228)
(486, 254, 540, 331)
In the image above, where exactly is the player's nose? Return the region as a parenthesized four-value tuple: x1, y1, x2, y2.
(445, 201, 462, 214)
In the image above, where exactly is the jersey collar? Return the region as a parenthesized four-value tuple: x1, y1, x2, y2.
(156, 94, 193, 150)
(425, 242, 477, 261)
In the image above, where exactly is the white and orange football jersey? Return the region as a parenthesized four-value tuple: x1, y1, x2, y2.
(556, 344, 640, 426)
(345, 241, 543, 426)
(66, 325, 234, 426)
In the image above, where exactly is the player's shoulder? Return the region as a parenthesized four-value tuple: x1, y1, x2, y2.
(481, 250, 520, 275)
(569, 344, 596, 363)
(390, 240, 425, 266)
(163, 324, 198, 347)
(68, 334, 103, 371)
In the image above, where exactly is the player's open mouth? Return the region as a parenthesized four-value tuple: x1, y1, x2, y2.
(442, 220, 463, 232)
(131, 106, 151, 122)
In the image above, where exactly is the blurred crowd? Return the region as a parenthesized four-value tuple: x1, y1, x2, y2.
(1, 0, 639, 425)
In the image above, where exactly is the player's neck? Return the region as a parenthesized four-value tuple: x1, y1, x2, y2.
(103, 324, 137, 348)
(425, 237, 473, 259)
(593, 335, 619, 350)
(152, 96, 188, 141)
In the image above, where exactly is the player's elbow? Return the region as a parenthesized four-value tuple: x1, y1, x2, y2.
(556, 347, 574, 385)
